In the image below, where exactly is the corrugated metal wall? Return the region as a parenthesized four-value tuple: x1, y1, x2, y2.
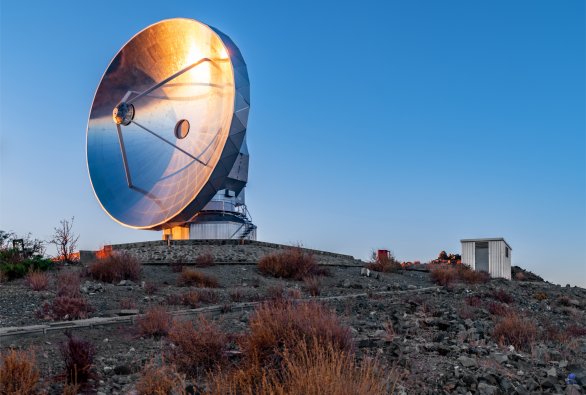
(189, 222, 256, 240)
(461, 240, 511, 279)
(461, 241, 475, 270)
(488, 240, 511, 279)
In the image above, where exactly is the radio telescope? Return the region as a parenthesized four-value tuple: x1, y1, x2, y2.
(87, 18, 255, 240)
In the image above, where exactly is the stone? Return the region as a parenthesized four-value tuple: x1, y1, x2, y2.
(342, 279, 351, 288)
(457, 356, 477, 368)
(491, 352, 508, 364)
(477, 382, 498, 395)
(547, 367, 557, 377)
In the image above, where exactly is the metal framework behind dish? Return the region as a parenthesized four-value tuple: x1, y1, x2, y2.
(87, 19, 254, 237)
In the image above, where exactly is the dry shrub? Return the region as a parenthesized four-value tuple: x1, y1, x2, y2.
(458, 265, 490, 284)
(287, 288, 302, 299)
(303, 276, 321, 296)
(57, 271, 81, 298)
(136, 362, 186, 395)
(486, 302, 512, 317)
(195, 252, 215, 267)
(87, 251, 141, 283)
(557, 295, 572, 306)
(492, 313, 537, 352)
(514, 271, 526, 281)
(178, 289, 218, 308)
(25, 270, 49, 291)
(257, 247, 322, 280)
(61, 382, 80, 395)
(567, 324, 586, 337)
(383, 321, 396, 342)
(177, 269, 219, 288)
(144, 282, 159, 295)
(119, 298, 136, 309)
(457, 304, 477, 320)
(208, 338, 390, 395)
(465, 296, 482, 307)
(366, 252, 402, 273)
(430, 265, 459, 286)
(0, 349, 40, 394)
(533, 291, 548, 301)
(41, 296, 93, 320)
(168, 316, 228, 377)
(430, 264, 490, 286)
(491, 289, 513, 304)
(170, 259, 185, 273)
(229, 288, 245, 302)
(60, 332, 96, 384)
(165, 293, 183, 306)
(240, 301, 353, 370)
(136, 306, 172, 338)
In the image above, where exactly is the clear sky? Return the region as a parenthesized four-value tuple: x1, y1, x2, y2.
(1, 1, 584, 286)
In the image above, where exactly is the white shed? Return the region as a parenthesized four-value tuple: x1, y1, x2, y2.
(460, 238, 512, 280)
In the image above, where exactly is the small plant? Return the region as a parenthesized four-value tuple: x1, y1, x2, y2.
(136, 306, 172, 338)
(170, 259, 185, 273)
(258, 247, 322, 280)
(557, 295, 572, 306)
(486, 301, 512, 317)
(40, 296, 93, 320)
(533, 291, 548, 301)
(144, 282, 159, 295)
(61, 382, 81, 395)
(366, 251, 402, 273)
(229, 288, 245, 302)
(168, 316, 228, 377)
(119, 298, 136, 309)
(514, 271, 527, 281)
(60, 332, 96, 384)
(491, 289, 513, 304)
(195, 251, 215, 267)
(136, 362, 186, 395)
(177, 268, 219, 288)
(383, 321, 396, 341)
(0, 349, 40, 394)
(304, 276, 321, 296)
(465, 296, 482, 307)
(88, 251, 141, 283)
(240, 301, 353, 370)
(430, 265, 458, 286)
(492, 312, 537, 352)
(57, 271, 81, 298)
(430, 264, 490, 286)
(457, 304, 477, 320)
(25, 270, 49, 291)
(567, 324, 586, 337)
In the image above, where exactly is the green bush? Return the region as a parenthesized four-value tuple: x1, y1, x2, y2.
(0, 256, 53, 280)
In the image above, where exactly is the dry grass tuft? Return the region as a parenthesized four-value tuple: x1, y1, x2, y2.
(366, 252, 402, 273)
(168, 316, 228, 378)
(25, 270, 49, 291)
(491, 289, 513, 304)
(533, 291, 548, 301)
(144, 281, 159, 295)
(195, 252, 215, 267)
(60, 332, 96, 384)
(258, 247, 323, 280)
(40, 296, 93, 320)
(136, 362, 186, 395)
(87, 251, 141, 283)
(240, 300, 353, 370)
(303, 276, 321, 296)
(0, 349, 40, 394)
(208, 338, 391, 395)
(430, 264, 489, 286)
(177, 268, 219, 288)
(136, 306, 172, 338)
(57, 271, 81, 298)
(119, 298, 136, 309)
(486, 301, 512, 317)
(465, 296, 482, 307)
(492, 312, 537, 352)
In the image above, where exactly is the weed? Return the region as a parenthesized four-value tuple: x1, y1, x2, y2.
(492, 312, 537, 352)
(136, 306, 172, 338)
(177, 269, 219, 288)
(40, 296, 93, 320)
(60, 332, 96, 384)
(465, 296, 482, 307)
(533, 291, 548, 301)
(491, 289, 513, 304)
(87, 251, 141, 283)
(25, 270, 49, 291)
(258, 247, 322, 280)
(303, 276, 321, 296)
(168, 316, 228, 377)
(136, 362, 186, 395)
(144, 282, 159, 295)
(119, 298, 136, 309)
(57, 271, 81, 298)
(195, 252, 215, 267)
(0, 349, 40, 394)
(486, 302, 512, 317)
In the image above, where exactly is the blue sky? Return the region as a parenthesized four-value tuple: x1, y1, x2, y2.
(1, 1, 584, 286)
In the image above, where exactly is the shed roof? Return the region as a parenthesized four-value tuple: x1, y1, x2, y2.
(460, 238, 512, 250)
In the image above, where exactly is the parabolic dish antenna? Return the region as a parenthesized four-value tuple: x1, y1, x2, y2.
(87, 18, 250, 230)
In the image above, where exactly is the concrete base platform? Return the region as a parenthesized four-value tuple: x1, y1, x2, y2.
(80, 240, 363, 267)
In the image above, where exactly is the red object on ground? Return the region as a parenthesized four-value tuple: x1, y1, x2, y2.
(377, 249, 389, 261)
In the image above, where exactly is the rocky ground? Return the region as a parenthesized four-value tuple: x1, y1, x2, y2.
(1, 261, 585, 394)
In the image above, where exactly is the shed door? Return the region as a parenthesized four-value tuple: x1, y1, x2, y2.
(475, 242, 489, 273)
